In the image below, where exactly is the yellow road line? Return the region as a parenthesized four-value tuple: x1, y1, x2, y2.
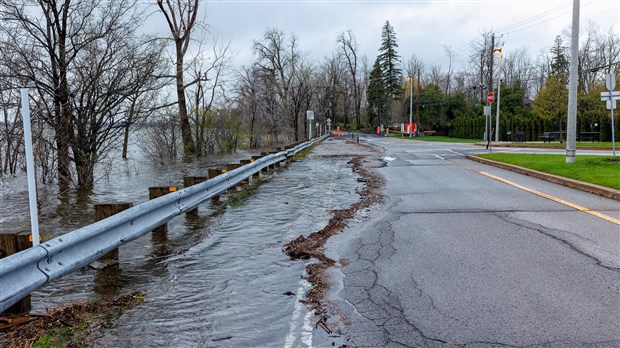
(451, 160, 620, 225)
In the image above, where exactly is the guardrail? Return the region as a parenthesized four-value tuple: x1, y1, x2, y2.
(0, 135, 329, 313)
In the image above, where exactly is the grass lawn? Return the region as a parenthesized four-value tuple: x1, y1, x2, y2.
(477, 153, 620, 190)
(493, 141, 616, 148)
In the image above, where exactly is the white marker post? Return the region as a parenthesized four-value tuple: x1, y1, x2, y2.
(21, 88, 40, 246)
(601, 73, 619, 156)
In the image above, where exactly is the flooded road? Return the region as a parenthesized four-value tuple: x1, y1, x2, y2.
(1, 137, 373, 347)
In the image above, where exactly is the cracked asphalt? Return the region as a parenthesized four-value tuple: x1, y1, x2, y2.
(326, 136, 620, 347)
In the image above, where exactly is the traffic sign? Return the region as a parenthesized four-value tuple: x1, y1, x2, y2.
(487, 92, 495, 104)
(601, 91, 620, 110)
(606, 73, 616, 90)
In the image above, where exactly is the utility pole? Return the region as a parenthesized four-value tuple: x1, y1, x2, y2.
(566, 0, 580, 163)
(488, 34, 495, 147)
(409, 76, 413, 138)
(480, 52, 484, 105)
(494, 48, 502, 142)
(416, 68, 421, 136)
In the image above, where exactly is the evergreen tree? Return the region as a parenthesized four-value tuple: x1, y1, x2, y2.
(550, 35, 569, 79)
(378, 21, 402, 99)
(367, 57, 387, 126)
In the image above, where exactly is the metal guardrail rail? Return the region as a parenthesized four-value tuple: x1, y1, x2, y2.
(0, 135, 329, 313)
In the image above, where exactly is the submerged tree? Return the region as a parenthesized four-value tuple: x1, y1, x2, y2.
(157, 0, 200, 162)
(0, 0, 161, 191)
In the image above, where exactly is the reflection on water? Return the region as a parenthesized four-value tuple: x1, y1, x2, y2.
(2, 139, 361, 346)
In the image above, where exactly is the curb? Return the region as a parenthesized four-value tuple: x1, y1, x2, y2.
(466, 155, 620, 201)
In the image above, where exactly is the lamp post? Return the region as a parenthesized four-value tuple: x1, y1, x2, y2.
(493, 47, 502, 142)
(408, 76, 413, 137)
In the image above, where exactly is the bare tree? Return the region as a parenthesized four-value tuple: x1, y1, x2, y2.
(502, 47, 535, 96)
(253, 28, 303, 141)
(429, 65, 444, 87)
(337, 30, 362, 129)
(443, 45, 455, 95)
(187, 40, 233, 157)
(289, 62, 314, 140)
(1, 0, 165, 190)
(156, 0, 200, 162)
(316, 54, 346, 128)
(236, 66, 261, 148)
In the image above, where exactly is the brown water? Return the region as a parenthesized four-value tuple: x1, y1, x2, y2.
(1, 138, 362, 347)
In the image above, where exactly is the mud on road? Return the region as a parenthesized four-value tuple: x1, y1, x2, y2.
(283, 139, 386, 328)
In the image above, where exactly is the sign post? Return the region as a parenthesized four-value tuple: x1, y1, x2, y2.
(21, 89, 40, 247)
(483, 105, 492, 146)
(601, 73, 619, 156)
(306, 110, 315, 139)
(484, 92, 495, 150)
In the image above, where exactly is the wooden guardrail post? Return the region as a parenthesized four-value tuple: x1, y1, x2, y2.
(239, 160, 251, 184)
(284, 144, 295, 164)
(207, 169, 225, 203)
(251, 155, 261, 178)
(94, 203, 132, 262)
(0, 232, 32, 315)
(276, 147, 285, 167)
(260, 152, 270, 172)
(183, 176, 208, 215)
(148, 186, 176, 238)
(226, 163, 241, 192)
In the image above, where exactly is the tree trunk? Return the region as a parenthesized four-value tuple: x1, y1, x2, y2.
(122, 123, 130, 160)
(294, 111, 299, 142)
(74, 148, 95, 192)
(176, 43, 195, 162)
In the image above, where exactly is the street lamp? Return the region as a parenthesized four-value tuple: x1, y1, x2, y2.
(408, 75, 413, 137)
(493, 47, 502, 142)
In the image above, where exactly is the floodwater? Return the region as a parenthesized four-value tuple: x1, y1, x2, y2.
(0, 137, 364, 347)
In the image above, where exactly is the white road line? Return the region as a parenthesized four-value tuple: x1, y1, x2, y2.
(447, 149, 466, 157)
(284, 279, 313, 348)
(434, 154, 445, 160)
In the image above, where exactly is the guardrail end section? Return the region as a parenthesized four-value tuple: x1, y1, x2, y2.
(0, 246, 49, 313)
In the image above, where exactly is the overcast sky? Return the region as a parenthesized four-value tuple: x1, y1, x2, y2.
(147, 0, 619, 72)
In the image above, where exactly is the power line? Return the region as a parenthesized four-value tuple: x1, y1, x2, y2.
(432, 0, 597, 69)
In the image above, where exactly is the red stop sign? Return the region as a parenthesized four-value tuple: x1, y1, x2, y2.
(487, 92, 495, 103)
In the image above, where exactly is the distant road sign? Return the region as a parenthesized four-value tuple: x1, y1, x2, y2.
(606, 73, 616, 90)
(487, 92, 495, 104)
(601, 91, 620, 110)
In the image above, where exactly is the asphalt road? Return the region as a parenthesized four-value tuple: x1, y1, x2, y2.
(327, 136, 620, 347)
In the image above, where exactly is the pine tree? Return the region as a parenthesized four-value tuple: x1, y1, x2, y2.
(378, 21, 402, 99)
(367, 57, 387, 126)
(550, 35, 569, 80)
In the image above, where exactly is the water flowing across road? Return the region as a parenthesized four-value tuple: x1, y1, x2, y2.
(1, 137, 371, 347)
